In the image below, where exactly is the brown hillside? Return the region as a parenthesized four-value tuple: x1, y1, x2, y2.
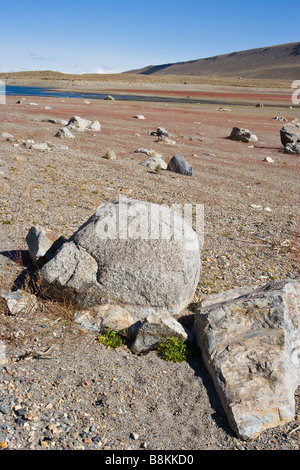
(126, 42, 300, 80)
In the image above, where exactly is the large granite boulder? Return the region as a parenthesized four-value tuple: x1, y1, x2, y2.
(41, 198, 201, 320)
(193, 280, 300, 440)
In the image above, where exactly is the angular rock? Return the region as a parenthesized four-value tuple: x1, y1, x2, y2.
(74, 304, 134, 333)
(280, 122, 300, 147)
(131, 313, 193, 354)
(41, 198, 201, 320)
(228, 127, 258, 143)
(104, 95, 115, 100)
(157, 135, 176, 145)
(167, 155, 193, 176)
(193, 280, 300, 440)
(284, 142, 300, 155)
(139, 156, 167, 170)
(1, 290, 38, 316)
(263, 156, 274, 163)
(26, 226, 66, 267)
(30, 142, 50, 151)
(55, 127, 75, 139)
(65, 116, 101, 132)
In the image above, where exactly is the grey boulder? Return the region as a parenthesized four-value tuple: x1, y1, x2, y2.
(167, 155, 193, 176)
(41, 198, 201, 321)
(228, 127, 258, 143)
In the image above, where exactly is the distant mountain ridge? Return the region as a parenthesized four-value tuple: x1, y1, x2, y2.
(126, 42, 300, 80)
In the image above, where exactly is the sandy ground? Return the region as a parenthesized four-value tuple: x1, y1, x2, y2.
(0, 79, 299, 451)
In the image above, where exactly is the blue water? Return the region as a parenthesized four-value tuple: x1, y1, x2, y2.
(2, 85, 292, 108)
(4, 85, 209, 104)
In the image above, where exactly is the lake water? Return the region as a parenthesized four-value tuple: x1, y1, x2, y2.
(0, 85, 291, 108)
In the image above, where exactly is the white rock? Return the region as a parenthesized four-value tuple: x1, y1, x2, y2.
(193, 280, 300, 440)
(263, 156, 274, 163)
(1, 290, 38, 315)
(139, 156, 167, 170)
(74, 304, 134, 333)
(133, 115, 145, 119)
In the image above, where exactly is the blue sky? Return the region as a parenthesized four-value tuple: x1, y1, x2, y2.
(1, 0, 299, 74)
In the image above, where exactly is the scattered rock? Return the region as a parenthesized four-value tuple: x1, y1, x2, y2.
(1, 132, 14, 140)
(26, 225, 66, 267)
(55, 127, 75, 139)
(131, 313, 193, 354)
(272, 116, 287, 122)
(150, 127, 173, 137)
(134, 148, 161, 157)
(284, 142, 300, 155)
(43, 118, 69, 126)
(133, 115, 145, 119)
(28, 102, 38, 106)
(280, 122, 300, 147)
(40, 198, 201, 320)
(218, 107, 232, 112)
(167, 155, 193, 176)
(193, 279, 300, 440)
(263, 156, 274, 163)
(104, 150, 117, 160)
(228, 127, 258, 143)
(1, 290, 38, 316)
(157, 135, 176, 145)
(74, 304, 134, 333)
(30, 142, 50, 151)
(43, 106, 52, 110)
(65, 116, 101, 132)
(139, 156, 167, 171)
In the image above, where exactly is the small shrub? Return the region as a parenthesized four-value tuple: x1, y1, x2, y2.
(97, 326, 124, 349)
(156, 337, 198, 362)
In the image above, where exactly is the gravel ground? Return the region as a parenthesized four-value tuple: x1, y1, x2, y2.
(0, 84, 299, 451)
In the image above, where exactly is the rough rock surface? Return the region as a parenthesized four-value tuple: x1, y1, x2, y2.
(228, 127, 258, 143)
(65, 116, 101, 131)
(1, 290, 38, 316)
(280, 122, 300, 146)
(74, 304, 134, 333)
(26, 226, 66, 267)
(193, 279, 300, 440)
(139, 156, 167, 170)
(55, 127, 75, 139)
(131, 313, 193, 354)
(41, 198, 201, 320)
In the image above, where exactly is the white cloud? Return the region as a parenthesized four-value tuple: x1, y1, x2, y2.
(94, 66, 122, 74)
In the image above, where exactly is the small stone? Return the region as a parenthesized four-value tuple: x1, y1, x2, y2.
(104, 150, 117, 160)
(0, 441, 8, 449)
(130, 433, 139, 440)
(55, 127, 75, 139)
